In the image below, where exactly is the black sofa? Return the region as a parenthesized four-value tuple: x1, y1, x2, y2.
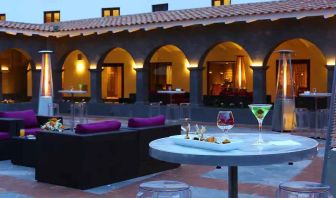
(35, 124, 181, 189)
(0, 118, 18, 160)
(0, 115, 61, 160)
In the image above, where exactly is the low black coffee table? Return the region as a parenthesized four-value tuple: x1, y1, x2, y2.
(11, 136, 36, 167)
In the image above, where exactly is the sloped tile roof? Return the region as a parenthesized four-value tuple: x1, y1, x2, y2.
(0, 0, 335, 36)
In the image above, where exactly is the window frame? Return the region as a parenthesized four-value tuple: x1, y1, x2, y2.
(212, 0, 231, 6)
(102, 7, 120, 17)
(152, 3, 169, 12)
(44, 11, 60, 23)
(101, 63, 124, 98)
(0, 14, 6, 21)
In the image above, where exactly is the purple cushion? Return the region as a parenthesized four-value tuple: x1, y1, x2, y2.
(75, 120, 121, 134)
(128, 115, 165, 128)
(0, 132, 10, 140)
(24, 128, 41, 136)
(0, 109, 38, 128)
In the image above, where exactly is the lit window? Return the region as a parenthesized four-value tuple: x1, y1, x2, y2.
(212, 0, 231, 6)
(152, 3, 168, 12)
(44, 11, 60, 23)
(102, 7, 120, 17)
(0, 14, 5, 21)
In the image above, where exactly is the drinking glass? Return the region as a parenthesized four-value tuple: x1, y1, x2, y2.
(312, 88, 317, 94)
(217, 111, 234, 140)
(248, 104, 272, 145)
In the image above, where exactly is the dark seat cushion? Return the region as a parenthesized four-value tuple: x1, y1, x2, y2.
(128, 115, 165, 128)
(75, 121, 121, 134)
(0, 132, 10, 140)
(0, 109, 38, 128)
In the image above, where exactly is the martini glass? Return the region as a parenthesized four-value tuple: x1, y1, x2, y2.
(248, 104, 272, 145)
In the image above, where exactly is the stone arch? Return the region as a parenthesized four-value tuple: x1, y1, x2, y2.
(264, 38, 327, 102)
(0, 48, 34, 101)
(61, 50, 91, 98)
(98, 47, 136, 101)
(144, 45, 191, 102)
(199, 41, 253, 101)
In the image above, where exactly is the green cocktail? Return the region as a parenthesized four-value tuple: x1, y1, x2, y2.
(248, 104, 272, 145)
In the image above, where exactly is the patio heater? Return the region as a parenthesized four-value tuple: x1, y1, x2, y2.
(235, 55, 246, 90)
(38, 50, 54, 116)
(272, 50, 296, 132)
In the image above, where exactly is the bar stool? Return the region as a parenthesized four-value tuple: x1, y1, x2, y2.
(277, 181, 333, 198)
(149, 102, 161, 117)
(47, 103, 60, 116)
(136, 180, 192, 198)
(295, 108, 310, 131)
(180, 103, 191, 122)
(166, 104, 180, 123)
(71, 102, 88, 125)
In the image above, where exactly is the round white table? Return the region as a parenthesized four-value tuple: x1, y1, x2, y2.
(299, 93, 331, 137)
(58, 90, 87, 131)
(149, 133, 318, 198)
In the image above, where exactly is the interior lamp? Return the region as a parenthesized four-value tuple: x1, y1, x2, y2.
(272, 50, 296, 132)
(38, 50, 54, 116)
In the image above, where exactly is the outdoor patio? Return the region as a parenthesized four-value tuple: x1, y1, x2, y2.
(0, 119, 326, 198)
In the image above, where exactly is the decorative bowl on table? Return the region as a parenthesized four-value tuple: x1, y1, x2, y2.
(169, 135, 243, 152)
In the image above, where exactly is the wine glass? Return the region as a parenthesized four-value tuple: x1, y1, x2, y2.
(248, 104, 272, 145)
(217, 111, 234, 140)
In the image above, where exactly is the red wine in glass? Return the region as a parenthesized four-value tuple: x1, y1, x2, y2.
(217, 111, 234, 139)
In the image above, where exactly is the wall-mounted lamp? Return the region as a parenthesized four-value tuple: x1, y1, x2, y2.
(187, 63, 198, 68)
(327, 58, 336, 66)
(1, 65, 9, 72)
(133, 63, 144, 69)
(75, 53, 85, 74)
(35, 64, 42, 70)
(250, 60, 263, 67)
(89, 64, 97, 70)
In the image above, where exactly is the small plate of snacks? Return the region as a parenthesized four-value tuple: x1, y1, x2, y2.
(170, 135, 243, 152)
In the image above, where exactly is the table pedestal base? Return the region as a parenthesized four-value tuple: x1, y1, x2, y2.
(228, 166, 238, 198)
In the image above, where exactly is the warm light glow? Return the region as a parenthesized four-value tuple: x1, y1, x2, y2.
(89, 64, 97, 69)
(283, 54, 287, 97)
(133, 63, 143, 69)
(327, 58, 336, 66)
(40, 52, 53, 97)
(251, 60, 263, 67)
(166, 66, 172, 84)
(76, 60, 86, 74)
(235, 56, 246, 89)
(187, 62, 198, 68)
(36, 64, 42, 70)
(1, 65, 9, 71)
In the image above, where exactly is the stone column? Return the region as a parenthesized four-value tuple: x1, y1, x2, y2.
(31, 69, 41, 103)
(188, 67, 203, 106)
(89, 68, 102, 103)
(326, 65, 335, 93)
(134, 68, 149, 105)
(251, 66, 269, 104)
(52, 68, 63, 103)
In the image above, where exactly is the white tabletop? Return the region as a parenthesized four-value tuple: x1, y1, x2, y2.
(299, 93, 331, 98)
(58, 90, 87, 94)
(157, 90, 186, 94)
(149, 133, 318, 166)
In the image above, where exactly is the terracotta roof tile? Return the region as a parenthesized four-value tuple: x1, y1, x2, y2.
(0, 0, 335, 36)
